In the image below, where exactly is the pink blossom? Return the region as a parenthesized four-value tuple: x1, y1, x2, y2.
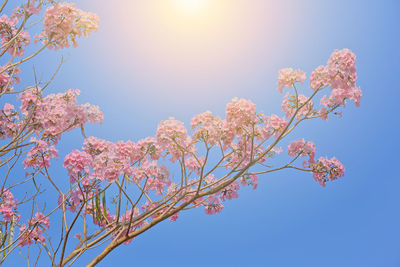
(24, 138, 58, 169)
(310, 65, 329, 90)
(60, 180, 99, 212)
(191, 111, 224, 146)
(36, 3, 99, 50)
(240, 174, 258, 189)
(83, 136, 113, 155)
(19, 212, 50, 247)
(224, 98, 258, 141)
(79, 136, 170, 184)
(136, 137, 163, 160)
(29, 212, 50, 229)
(18, 88, 103, 138)
(0, 189, 18, 222)
(327, 49, 357, 90)
(281, 93, 314, 119)
(1, 30, 30, 57)
(320, 86, 362, 109)
(23, 0, 42, 15)
(156, 117, 195, 162)
(0, 103, 20, 139)
(277, 68, 306, 93)
(271, 147, 283, 154)
(220, 182, 240, 201)
(0, 65, 20, 93)
(226, 98, 257, 127)
(250, 174, 258, 189)
(146, 175, 171, 195)
(226, 138, 265, 169)
(64, 150, 93, 183)
(205, 174, 216, 184)
(314, 49, 362, 112)
(204, 196, 224, 215)
(0, 15, 30, 57)
(264, 114, 288, 138)
(169, 213, 179, 222)
(311, 157, 345, 187)
(185, 156, 205, 175)
(288, 138, 316, 163)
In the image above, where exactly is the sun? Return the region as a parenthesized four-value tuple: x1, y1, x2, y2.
(174, 0, 211, 16)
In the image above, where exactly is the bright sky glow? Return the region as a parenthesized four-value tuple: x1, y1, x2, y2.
(174, 0, 211, 15)
(102, 1, 284, 99)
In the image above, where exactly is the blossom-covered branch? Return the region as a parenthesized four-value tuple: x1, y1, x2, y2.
(0, 1, 362, 266)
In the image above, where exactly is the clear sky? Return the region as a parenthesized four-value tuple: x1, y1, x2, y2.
(5, 0, 400, 266)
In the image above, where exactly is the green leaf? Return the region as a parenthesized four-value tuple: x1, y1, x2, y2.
(102, 192, 107, 219)
(95, 194, 102, 221)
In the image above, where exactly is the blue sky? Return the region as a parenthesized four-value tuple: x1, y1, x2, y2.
(4, 0, 400, 266)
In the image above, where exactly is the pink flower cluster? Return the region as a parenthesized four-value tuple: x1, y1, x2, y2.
(185, 156, 205, 175)
(225, 97, 258, 135)
(0, 15, 30, 57)
(18, 88, 102, 170)
(281, 93, 314, 119)
(327, 49, 357, 89)
(0, 65, 20, 94)
(137, 161, 170, 194)
(311, 157, 345, 187)
(0, 103, 20, 139)
(156, 117, 195, 162)
(12, 0, 42, 18)
(311, 49, 362, 111)
(275, 49, 362, 121)
(201, 173, 260, 215)
(19, 212, 50, 247)
(288, 138, 316, 164)
(36, 2, 99, 50)
(57, 49, 361, 227)
(310, 65, 330, 91)
(23, 138, 58, 169)
(191, 111, 224, 146)
(22, 0, 42, 15)
(240, 174, 259, 190)
(288, 139, 344, 186)
(0, 189, 19, 222)
(320, 87, 362, 108)
(227, 139, 265, 169)
(204, 196, 224, 215)
(136, 137, 163, 160)
(80, 137, 125, 183)
(64, 136, 170, 185)
(277, 68, 306, 93)
(65, 178, 99, 212)
(264, 114, 288, 139)
(18, 88, 103, 138)
(220, 181, 240, 201)
(63, 150, 93, 183)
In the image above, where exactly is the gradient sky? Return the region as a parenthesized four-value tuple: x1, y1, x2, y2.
(4, 0, 400, 266)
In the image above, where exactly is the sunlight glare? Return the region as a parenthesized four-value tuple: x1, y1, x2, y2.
(174, 0, 210, 15)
